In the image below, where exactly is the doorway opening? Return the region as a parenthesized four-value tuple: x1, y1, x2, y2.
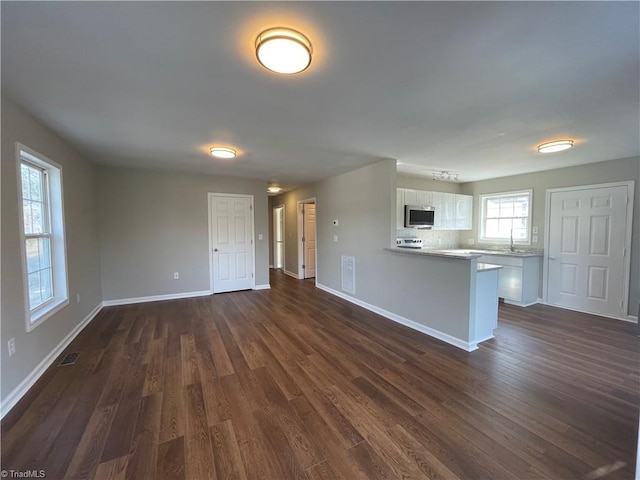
(297, 198, 316, 280)
(273, 204, 285, 270)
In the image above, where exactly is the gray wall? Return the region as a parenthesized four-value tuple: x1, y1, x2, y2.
(1, 97, 102, 401)
(274, 160, 476, 342)
(98, 167, 270, 301)
(461, 156, 640, 316)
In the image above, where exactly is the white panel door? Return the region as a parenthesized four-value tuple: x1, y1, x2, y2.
(210, 195, 254, 293)
(547, 185, 629, 317)
(273, 205, 284, 269)
(304, 204, 316, 278)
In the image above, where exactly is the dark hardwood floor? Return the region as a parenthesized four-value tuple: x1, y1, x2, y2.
(2, 269, 638, 479)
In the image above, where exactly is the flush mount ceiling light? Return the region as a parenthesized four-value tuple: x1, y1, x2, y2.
(255, 27, 312, 74)
(537, 140, 574, 154)
(210, 147, 236, 159)
(267, 185, 282, 193)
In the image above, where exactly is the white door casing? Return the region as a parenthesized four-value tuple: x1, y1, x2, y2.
(544, 182, 633, 319)
(304, 204, 316, 278)
(209, 194, 254, 293)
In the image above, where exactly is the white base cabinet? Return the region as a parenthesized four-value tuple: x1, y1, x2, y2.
(477, 254, 541, 306)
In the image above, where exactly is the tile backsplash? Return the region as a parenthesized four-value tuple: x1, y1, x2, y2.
(396, 228, 460, 249)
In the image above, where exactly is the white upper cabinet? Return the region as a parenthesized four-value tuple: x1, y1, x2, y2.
(454, 194, 473, 230)
(431, 191, 444, 229)
(397, 188, 473, 231)
(432, 192, 455, 229)
(403, 189, 419, 206)
(417, 190, 432, 206)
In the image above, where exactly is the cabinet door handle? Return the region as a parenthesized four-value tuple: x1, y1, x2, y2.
(549, 255, 557, 260)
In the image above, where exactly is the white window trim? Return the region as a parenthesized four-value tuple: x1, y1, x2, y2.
(16, 143, 69, 332)
(478, 189, 533, 246)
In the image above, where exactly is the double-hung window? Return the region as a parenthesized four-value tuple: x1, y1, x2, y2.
(18, 144, 68, 331)
(479, 190, 532, 245)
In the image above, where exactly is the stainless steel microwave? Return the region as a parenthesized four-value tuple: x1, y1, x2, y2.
(404, 205, 435, 228)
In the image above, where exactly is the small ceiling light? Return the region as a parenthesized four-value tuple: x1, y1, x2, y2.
(267, 186, 282, 194)
(256, 27, 312, 74)
(210, 147, 236, 159)
(537, 140, 574, 154)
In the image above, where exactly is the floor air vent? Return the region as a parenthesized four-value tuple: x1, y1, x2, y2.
(59, 352, 79, 366)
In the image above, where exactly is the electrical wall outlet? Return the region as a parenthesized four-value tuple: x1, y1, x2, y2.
(333, 235, 338, 242)
(532, 235, 538, 243)
(8, 338, 16, 357)
(76, 293, 81, 304)
(532, 226, 539, 234)
(258, 233, 263, 240)
(173, 272, 180, 280)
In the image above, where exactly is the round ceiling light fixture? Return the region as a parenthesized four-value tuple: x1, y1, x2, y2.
(255, 27, 312, 74)
(537, 140, 574, 154)
(210, 147, 237, 159)
(267, 185, 282, 194)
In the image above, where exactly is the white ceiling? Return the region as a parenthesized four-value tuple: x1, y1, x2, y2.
(2, 2, 638, 191)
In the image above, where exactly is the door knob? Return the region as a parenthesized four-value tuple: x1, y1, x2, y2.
(214, 248, 219, 252)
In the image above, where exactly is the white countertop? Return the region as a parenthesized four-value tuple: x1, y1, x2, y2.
(437, 248, 542, 258)
(385, 248, 505, 272)
(388, 246, 542, 258)
(386, 247, 481, 259)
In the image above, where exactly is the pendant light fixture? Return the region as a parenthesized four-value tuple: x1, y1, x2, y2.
(255, 27, 312, 74)
(537, 140, 574, 154)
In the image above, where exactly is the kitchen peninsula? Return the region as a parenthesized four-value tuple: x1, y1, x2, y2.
(382, 247, 502, 351)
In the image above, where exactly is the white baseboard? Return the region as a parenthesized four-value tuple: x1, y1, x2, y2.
(536, 299, 638, 323)
(283, 270, 299, 279)
(102, 289, 212, 307)
(254, 284, 271, 290)
(504, 299, 538, 307)
(315, 283, 477, 352)
(1, 302, 103, 419)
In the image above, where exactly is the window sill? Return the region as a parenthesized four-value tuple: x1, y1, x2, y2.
(27, 297, 69, 332)
(478, 239, 531, 246)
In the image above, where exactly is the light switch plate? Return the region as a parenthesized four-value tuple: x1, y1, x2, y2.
(532, 226, 538, 234)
